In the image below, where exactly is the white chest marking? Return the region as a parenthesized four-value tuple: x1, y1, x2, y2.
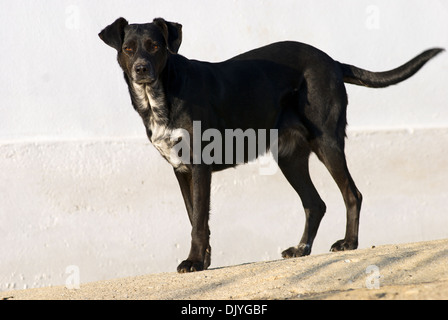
(131, 82, 164, 112)
(131, 82, 186, 170)
(151, 122, 175, 161)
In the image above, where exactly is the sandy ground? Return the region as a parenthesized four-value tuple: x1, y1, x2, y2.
(2, 238, 447, 300)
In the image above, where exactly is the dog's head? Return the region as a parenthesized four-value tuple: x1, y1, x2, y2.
(99, 17, 182, 84)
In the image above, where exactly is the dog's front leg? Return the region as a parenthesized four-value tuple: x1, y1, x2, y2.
(175, 165, 212, 273)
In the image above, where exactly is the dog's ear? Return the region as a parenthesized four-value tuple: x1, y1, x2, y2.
(153, 18, 183, 54)
(98, 17, 129, 51)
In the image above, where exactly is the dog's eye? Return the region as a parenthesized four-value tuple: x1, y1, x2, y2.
(145, 41, 159, 52)
(123, 47, 134, 53)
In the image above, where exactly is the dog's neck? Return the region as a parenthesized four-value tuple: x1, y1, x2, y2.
(130, 80, 169, 129)
(128, 78, 185, 169)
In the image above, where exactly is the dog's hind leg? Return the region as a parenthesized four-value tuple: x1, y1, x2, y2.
(312, 135, 362, 252)
(303, 69, 362, 252)
(277, 146, 327, 258)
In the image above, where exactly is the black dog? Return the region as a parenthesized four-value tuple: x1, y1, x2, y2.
(99, 17, 442, 273)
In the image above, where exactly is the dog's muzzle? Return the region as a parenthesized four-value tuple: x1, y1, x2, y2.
(133, 60, 155, 83)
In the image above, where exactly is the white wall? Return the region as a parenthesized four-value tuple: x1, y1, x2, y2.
(1, 0, 447, 290)
(1, 0, 447, 141)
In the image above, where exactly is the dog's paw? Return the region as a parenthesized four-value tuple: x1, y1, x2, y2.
(330, 239, 358, 252)
(177, 260, 204, 273)
(282, 244, 311, 259)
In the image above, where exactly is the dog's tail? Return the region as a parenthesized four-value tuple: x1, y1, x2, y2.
(339, 48, 444, 88)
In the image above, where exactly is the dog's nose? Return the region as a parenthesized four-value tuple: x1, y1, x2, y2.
(135, 64, 148, 75)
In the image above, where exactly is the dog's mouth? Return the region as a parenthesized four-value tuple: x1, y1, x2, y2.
(133, 76, 157, 86)
(134, 78, 154, 85)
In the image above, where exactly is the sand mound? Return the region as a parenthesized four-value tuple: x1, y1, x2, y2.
(2, 239, 447, 300)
